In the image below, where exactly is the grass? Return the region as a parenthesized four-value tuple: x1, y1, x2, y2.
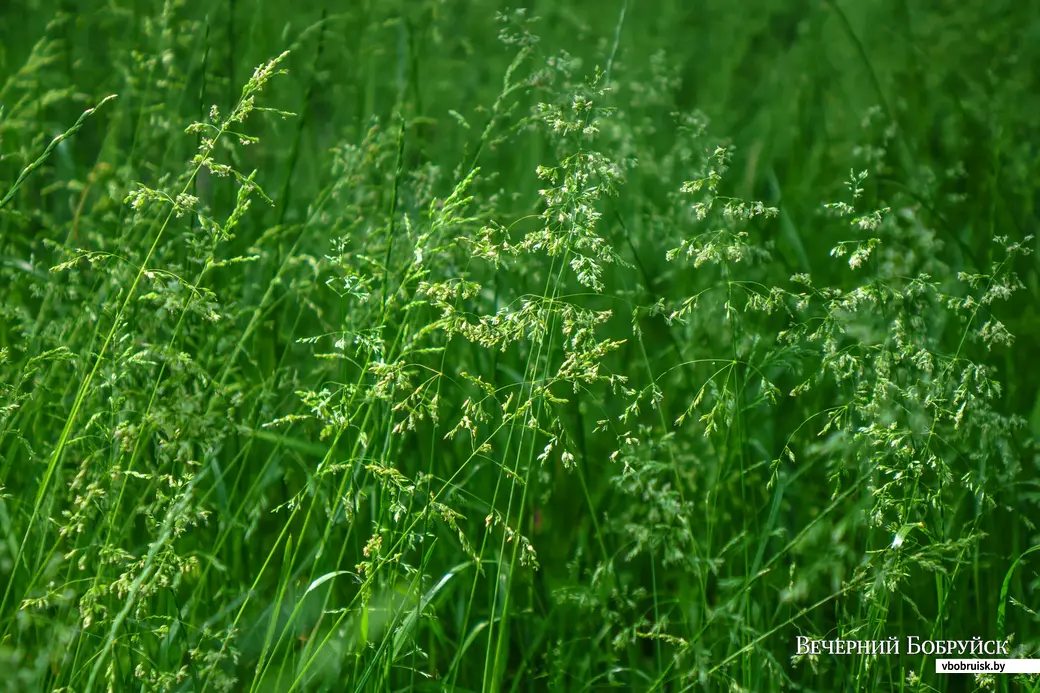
(1, 0, 1039, 691)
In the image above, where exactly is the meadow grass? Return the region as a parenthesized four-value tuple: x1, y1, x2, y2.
(1, 1, 1039, 691)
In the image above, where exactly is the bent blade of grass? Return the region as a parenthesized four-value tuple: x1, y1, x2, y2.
(998, 544, 1040, 642)
(0, 94, 117, 211)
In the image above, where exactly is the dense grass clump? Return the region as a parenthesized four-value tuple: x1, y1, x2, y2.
(1, 1, 1039, 691)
